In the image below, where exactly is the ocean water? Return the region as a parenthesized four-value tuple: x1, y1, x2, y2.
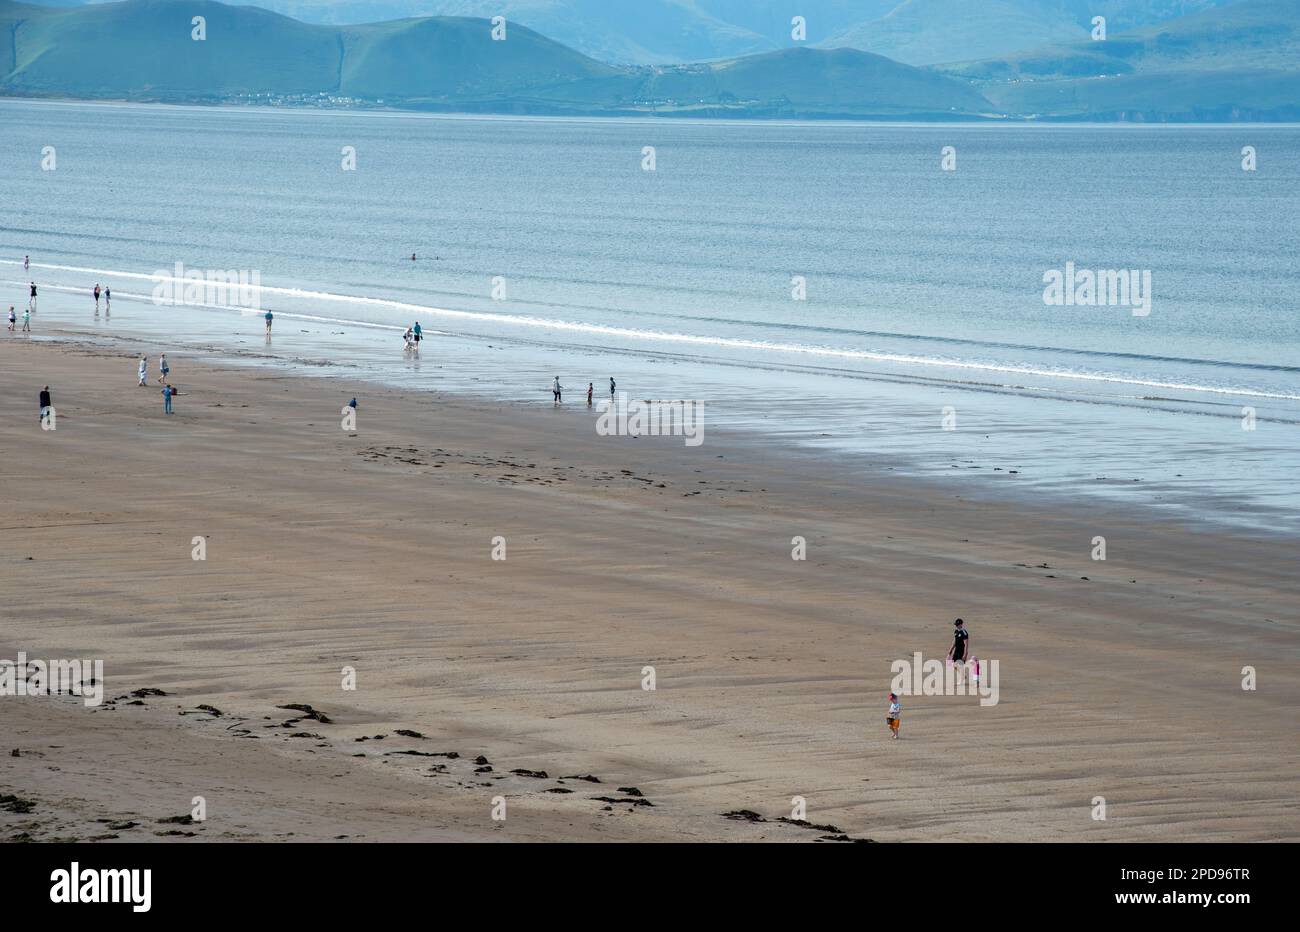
(2, 99, 1298, 531)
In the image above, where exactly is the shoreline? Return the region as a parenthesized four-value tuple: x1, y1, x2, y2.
(5, 95, 1300, 127)
(2, 335, 1297, 842)
(22, 304, 1300, 543)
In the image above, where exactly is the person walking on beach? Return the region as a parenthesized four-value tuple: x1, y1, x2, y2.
(137, 356, 148, 386)
(29, 282, 37, 312)
(93, 283, 101, 312)
(587, 382, 593, 406)
(104, 287, 111, 313)
(886, 693, 901, 739)
(21, 309, 31, 332)
(7, 307, 14, 332)
(552, 376, 563, 404)
(609, 377, 616, 399)
(39, 385, 51, 422)
(23, 255, 29, 271)
(265, 310, 273, 334)
(158, 354, 170, 384)
(162, 383, 174, 415)
(947, 618, 969, 668)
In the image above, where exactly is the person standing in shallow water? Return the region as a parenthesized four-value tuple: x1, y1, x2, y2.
(609, 377, 616, 398)
(93, 283, 101, 312)
(587, 382, 593, 406)
(552, 376, 563, 404)
(265, 310, 273, 334)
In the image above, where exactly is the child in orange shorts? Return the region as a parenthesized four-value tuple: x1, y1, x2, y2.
(887, 692, 901, 739)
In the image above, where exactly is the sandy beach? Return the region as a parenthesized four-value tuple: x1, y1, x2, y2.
(1, 331, 1296, 843)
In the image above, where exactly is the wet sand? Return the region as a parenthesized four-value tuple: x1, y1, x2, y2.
(1, 333, 1297, 842)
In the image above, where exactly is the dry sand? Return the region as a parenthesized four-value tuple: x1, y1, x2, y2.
(1, 334, 1296, 842)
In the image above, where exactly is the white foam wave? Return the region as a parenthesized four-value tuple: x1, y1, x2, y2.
(7, 260, 1298, 401)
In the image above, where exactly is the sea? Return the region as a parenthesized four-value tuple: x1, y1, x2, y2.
(2, 99, 1297, 533)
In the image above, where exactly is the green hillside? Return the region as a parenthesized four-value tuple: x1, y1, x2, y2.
(2, 0, 340, 96)
(337, 15, 621, 102)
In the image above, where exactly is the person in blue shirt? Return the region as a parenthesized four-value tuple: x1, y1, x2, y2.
(162, 383, 174, 415)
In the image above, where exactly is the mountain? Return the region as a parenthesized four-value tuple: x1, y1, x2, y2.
(19, 0, 1250, 65)
(336, 15, 621, 103)
(1, 0, 342, 95)
(220, 1, 776, 64)
(228, 1, 1246, 65)
(3, 0, 1294, 119)
(635, 47, 993, 116)
(819, 1, 1237, 66)
(0, 0, 994, 117)
(184, 1, 900, 64)
(0, 0, 622, 102)
(821, 0, 1088, 66)
(935, 0, 1300, 119)
(13, 1, 876, 64)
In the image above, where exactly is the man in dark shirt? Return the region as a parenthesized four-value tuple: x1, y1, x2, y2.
(39, 386, 51, 422)
(948, 618, 969, 665)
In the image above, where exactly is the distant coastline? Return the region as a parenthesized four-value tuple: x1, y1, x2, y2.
(0, 88, 1009, 122)
(4, 91, 1298, 124)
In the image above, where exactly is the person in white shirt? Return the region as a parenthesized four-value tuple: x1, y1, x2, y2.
(887, 693, 901, 739)
(138, 356, 148, 386)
